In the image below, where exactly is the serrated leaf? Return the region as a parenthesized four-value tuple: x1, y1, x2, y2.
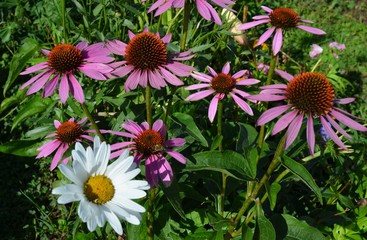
(12, 96, 53, 131)
(281, 155, 323, 204)
(271, 214, 326, 240)
(172, 112, 208, 147)
(186, 150, 256, 181)
(4, 38, 39, 95)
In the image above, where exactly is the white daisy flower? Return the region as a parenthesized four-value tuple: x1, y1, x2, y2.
(52, 136, 149, 235)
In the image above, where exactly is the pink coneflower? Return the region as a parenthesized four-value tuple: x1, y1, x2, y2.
(142, 0, 235, 25)
(249, 72, 367, 155)
(109, 119, 186, 186)
(37, 118, 98, 170)
(238, 6, 326, 55)
(185, 62, 260, 122)
(20, 42, 114, 103)
(106, 28, 195, 92)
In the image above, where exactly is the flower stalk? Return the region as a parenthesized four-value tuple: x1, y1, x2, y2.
(81, 103, 105, 142)
(225, 133, 286, 239)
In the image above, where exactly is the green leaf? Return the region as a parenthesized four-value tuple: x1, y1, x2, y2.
(254, 199, 276, 240)
(211, 135, 223, 150)
(4, 38, 39, 95)
(0, 139, 46, 156)
(236, 123, 258, 152)
(281, 155, 323, 204)
(0, 89, 27, 114)
(161, 180, 186, 220)
(191, 43, 215, 53)
(266, 182, 281, 211)
(271, 214, 326, 240)
(12, 96, 53, 131)
(242, 224, 254, 240)
(186, 150, 256, 181)
(172, 112, 208, 147)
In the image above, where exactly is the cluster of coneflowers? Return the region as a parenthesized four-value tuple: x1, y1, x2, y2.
(19, 1, 366, 236)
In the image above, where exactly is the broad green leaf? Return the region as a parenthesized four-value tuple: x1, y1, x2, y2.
(281, 155, 323, 204)
(0, 139, 46, 156)
(4, 38, 39, 95)
(186, 150, 256, 181)
(271, 214, 326, 240)
(12, 96, 53, 131)
(172, 112, 208, 147)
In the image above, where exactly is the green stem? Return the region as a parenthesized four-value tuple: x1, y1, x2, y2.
(224, 133, 286, 239)
(256, 54, 277, 162)
(180, 1, 191, 51)
(145, 84, 152, 127)
(163, 86, 177, 125)
(147, 187, 157, 240)
(60, 0, 67, 42)
(81, 103, 105, 142)
(217, 100, 223, 151)
(164, 1, 190, 125)
(217, 100, 225, 215)
(145, 83, 154, 239)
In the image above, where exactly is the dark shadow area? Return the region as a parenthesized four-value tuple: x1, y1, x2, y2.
(0, 154, 35, 239)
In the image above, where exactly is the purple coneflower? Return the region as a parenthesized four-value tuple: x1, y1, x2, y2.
(106, 28, 195, 92)
(249, 72, 367, 155)
(37, 118, 98, 170)
(238, 6, 326, 55)
(109, 119, 186, 186)
(20, 42, 114, 103)
(185, 62, 259, 122)
(142, 0, 235, 26)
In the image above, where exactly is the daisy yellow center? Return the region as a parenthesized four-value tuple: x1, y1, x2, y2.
(135, 129, 164, 155)
(125, 32, 168, 71)
(56, 121, 83, 144)
(285, 72, 335, 116)
(211, 73, 235, 94)
(269, 8, 299, 29)
(48, 44, 83, 73)
(84, 175, 115, 205)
